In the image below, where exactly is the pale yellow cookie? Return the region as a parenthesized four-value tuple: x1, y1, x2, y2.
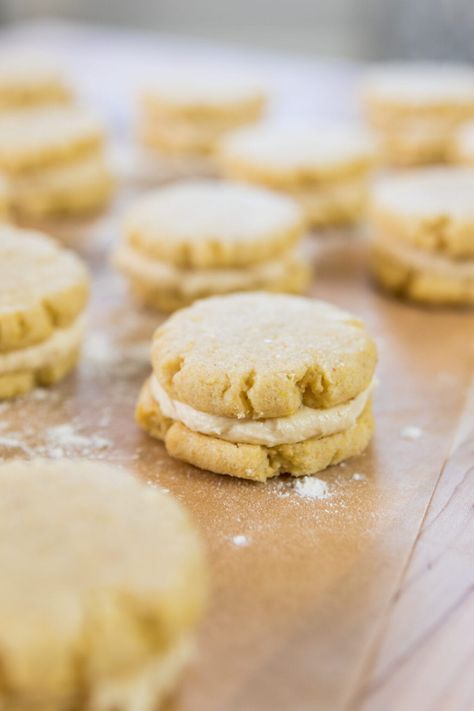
(218, 123, 376, 226)
(361, 63, 474, 166)
(0, 225, 89, 398)
(451, 120, 474, 165)
(0, 51, 72, 110)
(370, 168, 474, 305)
(0, 106, 114, 219)
(0, 460, 207, 710)
(140, 71, 265, 156)
(0, 171, 10, 220)
(114, 180, 310, 310)
(136, 292, 377, 479)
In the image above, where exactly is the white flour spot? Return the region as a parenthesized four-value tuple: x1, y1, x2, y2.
(294, 476, 331, 500)
(400, 425, 423, 441)
(352, 472, 365, 481)
(231, 534, 250, 547)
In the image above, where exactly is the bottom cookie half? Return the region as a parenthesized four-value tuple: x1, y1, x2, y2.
(136, 378, 374, 481)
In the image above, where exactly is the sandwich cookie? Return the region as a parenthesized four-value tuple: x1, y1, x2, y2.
(0, 172, 10, 220)
(0, 50, 72, 110)
(113, 180, 310, 312)
(139, 71, 265, 158)
(451, 120, 474, 165)
(361, 63, 474, 166)
(0, 226, 89, 399)
(136, 292, 377, 481)
(370, 168, 474, 305)
(0, 105, 114, 220)
(218, 123, 376, 227)
(0, 460, 207, 711)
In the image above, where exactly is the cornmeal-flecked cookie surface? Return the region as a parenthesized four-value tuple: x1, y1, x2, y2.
(0, 460, 207, 711)
(0, 226, 89, 398)
(0, 51, 71, 110)
(123, 179, 304, 268)
(137, 292, 376, 479)
(371, 168, 474, 259)
(150, 293, 376, 419)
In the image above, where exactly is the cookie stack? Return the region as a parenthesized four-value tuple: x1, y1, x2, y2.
(361, 63, 474, 166)
(113, 179, 310, 311)
(0, 105, 114, 220)
(139, 72, 265, 159)
(136, 292, 377, 481)
(218, 123, 376, 227)
(0, 460, 207, 711)
(0, 50, 71, 110)
(0, 226, 89, 399)
(370, 168, 474, 305)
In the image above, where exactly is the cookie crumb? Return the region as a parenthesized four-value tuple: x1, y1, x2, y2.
(294, 476, 330, 500)
(231, 534, 250, 547)
(400, 425, 423, 441)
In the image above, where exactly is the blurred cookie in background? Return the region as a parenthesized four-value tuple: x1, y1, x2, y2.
(451, 120, 474, 166)
(0, 173, 10, 221)
(137, 70, 266, 180)
(0, 105, 114, 224)
(0, 50, 72, 110)
(370, 168, 474, 305)
(361, 63, 474, 167)
(113, 179, 310, 312)
(218, 122, 377, 228)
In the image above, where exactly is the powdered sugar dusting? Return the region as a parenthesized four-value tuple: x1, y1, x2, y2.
(231, 534, 251, 547)
(294, 476, 331, 500)
(400, 425, 423, 441)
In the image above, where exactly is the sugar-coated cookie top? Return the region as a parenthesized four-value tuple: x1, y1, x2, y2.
(124, 179, 304, 268)
(141, 70, 264, 110)
(362, 63, 474, 105)
(152, 292, 377, 419)
(0, 106, 104, 172)
(219, 123, 376, 180)
(0, 460, 206, 699)
(373, 168, 474, 220)
(0, 226, 89, 352)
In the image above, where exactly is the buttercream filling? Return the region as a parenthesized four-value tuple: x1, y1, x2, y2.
(375, 234, 474, 278)
(114, 244, 303, 294)
(0, 315, 85, 374)
(151, 376, 373, 446)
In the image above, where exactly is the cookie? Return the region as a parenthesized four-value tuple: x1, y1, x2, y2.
(361, 63, 474, 166)
(0, 459, 207, 710)
(218, 123, 376, 227)
(0, 225, 89, 398)
(370, 168, 474, 305)
(114, 180, 310, 311)
(0, 106, 114, 219)
(136, 292, 377, 480)
(0, 171, 10, 220)
(140, 71, 265, 158)
(0, 50, 71, 110)
(451, 120, 474, 165)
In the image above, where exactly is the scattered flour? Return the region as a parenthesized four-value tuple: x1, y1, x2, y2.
(400, 425, 423, 441)
(294, 476, 331, 500)
(45, 424, 111, 458)
(352, 472, 365, 481)
(231, 534, 250, 547)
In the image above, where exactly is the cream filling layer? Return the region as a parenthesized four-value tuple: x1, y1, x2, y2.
(0, 315, 85, 374)
(375, 234, 474, 279)
(115, 244, 302, 294)
(152, 376, 373, 446)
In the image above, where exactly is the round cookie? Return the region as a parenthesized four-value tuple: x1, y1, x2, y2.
(114, 180, 310, 311)
(0, 51, 71, 110)
(361, 63, 474, 166)
(0, 225, 89, 398)
(136, 293, 377, 480)
(218, 123, 376, 226)
(0, 459, 207, 711)
(371, 168, 474, 259)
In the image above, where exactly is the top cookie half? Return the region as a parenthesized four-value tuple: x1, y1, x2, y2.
(0, 51, 72, 110)
(151, 292, 377, 419)
(0, 226, 89, 353)
(123, 179, 305, 268)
